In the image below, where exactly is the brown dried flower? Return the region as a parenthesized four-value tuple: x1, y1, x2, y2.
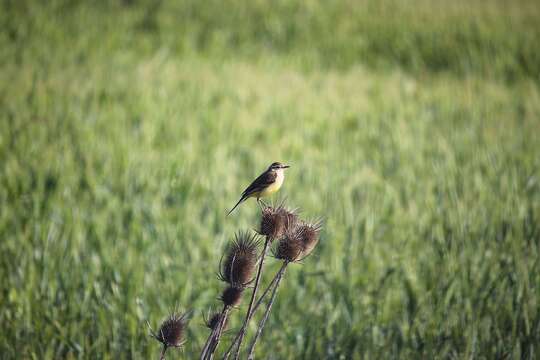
(273, 220, 322, 262)
(259, 204, 298, 241)
(221, 286, 244, 307)
(149, 312, 188, 348)
(273, 227, 304, 262)
(204, 311, 228, 331)
(297, 220, 323, 259)
(218, 232, 259, 287)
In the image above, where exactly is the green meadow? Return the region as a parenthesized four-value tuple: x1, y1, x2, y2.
(1, 0, 539, 358)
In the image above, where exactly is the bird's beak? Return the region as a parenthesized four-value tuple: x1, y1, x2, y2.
(282, 164, 290, 169)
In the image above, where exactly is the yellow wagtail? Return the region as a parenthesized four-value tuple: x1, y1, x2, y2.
(227, 162, 290, 215)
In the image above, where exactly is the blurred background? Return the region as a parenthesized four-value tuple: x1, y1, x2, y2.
(1, 0, 539, 358)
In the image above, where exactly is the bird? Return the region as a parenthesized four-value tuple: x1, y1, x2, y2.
(227, 162, 290, 216)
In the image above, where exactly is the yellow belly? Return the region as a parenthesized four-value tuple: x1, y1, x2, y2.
(258, 170, 284, 198)
(259, 181, 281, 197)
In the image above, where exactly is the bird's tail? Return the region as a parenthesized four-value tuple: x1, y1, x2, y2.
(227, 196, 246, 216)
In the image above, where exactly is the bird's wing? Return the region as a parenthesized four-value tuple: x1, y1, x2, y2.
(242, 170, 277, 197)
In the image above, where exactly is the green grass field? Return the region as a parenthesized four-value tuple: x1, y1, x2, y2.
(1, 1, 540, 358)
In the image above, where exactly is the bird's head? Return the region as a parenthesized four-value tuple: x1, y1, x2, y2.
(268, 162, 290, 171)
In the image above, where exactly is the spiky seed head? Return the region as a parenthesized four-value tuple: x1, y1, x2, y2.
(298, 220, 322, 258)
(260, 206, 285, 240)
(281, 207, 299, 231)
(259, 205, 299, 241)
(204, 312, 227, 331)
(221, 286, 243, 307)
(151, 312, 188, 348)
(219, 232, 259, 287)
(273, 227, 304, 262)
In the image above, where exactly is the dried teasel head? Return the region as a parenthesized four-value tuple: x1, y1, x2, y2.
(273, 219, 323, 262)
(220, 286, 243, 307)
(204, 311, 228, 331)
(149, 312, 188, 349)
(273, 226, 304, 262)
(218, 232, 259, 287)
(297, 220, 323, 259)
(259, 203, 299, 241)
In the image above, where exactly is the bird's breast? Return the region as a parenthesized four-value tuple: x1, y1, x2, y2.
(260, 170, 284, 196)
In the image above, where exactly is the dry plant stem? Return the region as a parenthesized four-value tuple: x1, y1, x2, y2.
(222, 262, 285, 360)
(200, 317, 220, 359)
(232, 237, 271, 360)
(247, 263, 288, 360)
(200, 328, 215, 360)
(201, 306, 229, 360)
(207, 307, 230, 360)
(251, 267, 280, 313)
(160, 345, 168, 360)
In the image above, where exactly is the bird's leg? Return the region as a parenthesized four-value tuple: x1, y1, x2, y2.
(259, 198, 268, 208)
(257, 198, 265, 210)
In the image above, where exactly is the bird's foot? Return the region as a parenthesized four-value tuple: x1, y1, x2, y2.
(258, 199, 269, 209)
